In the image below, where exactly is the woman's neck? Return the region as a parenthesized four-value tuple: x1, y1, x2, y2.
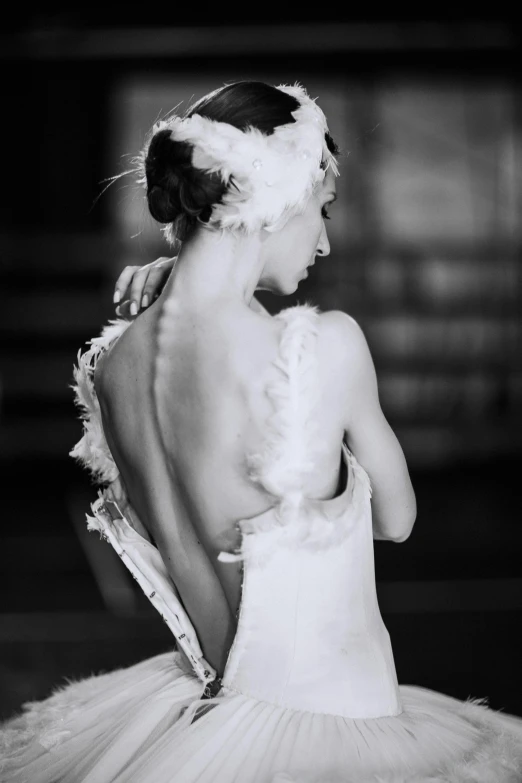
(165, 225, 265, 309)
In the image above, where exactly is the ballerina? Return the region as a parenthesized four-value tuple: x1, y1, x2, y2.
(2, 79, 521, 783)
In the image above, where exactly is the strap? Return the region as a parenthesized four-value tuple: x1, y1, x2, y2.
(217, 303, 323, 565)
(245, 303, 322, 521)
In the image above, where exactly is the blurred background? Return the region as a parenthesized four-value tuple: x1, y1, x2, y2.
(1, 10, 521, 721)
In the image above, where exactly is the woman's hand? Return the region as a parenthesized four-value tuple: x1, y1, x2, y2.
(113, 257, 176, 318)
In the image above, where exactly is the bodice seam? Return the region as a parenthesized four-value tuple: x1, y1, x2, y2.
(219, 682, 404, 721)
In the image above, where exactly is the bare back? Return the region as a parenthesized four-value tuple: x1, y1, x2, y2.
(95, 297, 348, 617)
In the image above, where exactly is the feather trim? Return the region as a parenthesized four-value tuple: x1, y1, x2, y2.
(69, 319, 131, 484)
(136, 83, 339, 239)
(245, 304, 324, 521)
(217, 304, 373, 568)
(218, 460, 371, 570)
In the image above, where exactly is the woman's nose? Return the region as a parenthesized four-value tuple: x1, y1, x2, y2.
(316, 222, 331, 258)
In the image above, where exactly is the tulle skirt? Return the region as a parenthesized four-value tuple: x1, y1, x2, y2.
(2, 650, 522, 783)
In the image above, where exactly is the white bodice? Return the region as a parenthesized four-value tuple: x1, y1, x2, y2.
(219, 440, 402, 718)
(70, 303, 402, 719)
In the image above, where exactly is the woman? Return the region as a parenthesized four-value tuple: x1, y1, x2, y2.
(2, 80, 522, 782)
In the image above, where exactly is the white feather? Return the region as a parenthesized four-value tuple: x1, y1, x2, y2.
(144, 83, 339, 236)
(217, 304, 373, 568)
(69, 319, 132, 484)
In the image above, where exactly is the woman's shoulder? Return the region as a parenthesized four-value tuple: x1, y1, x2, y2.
(70, 318, 135, 484)
(317, 308, 362, 337)
(89, 315, 163, 488)
(265, 304, 367, 388)
(274, 303, 361, 339)
(316, 309, 370, 369)
(93, 314, 154, 403)
(312, 309, 376, 427)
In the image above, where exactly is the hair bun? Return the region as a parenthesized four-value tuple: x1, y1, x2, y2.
(145, 127, 225, 231)
(147, 183, 177, 224)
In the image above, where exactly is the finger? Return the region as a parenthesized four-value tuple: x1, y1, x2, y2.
(140, 265, 172, 308)
(114, 266, 140, 304)
(153, 256, 177, 275)
(129, 267, 152, 315)
(115, 300, 132, 318)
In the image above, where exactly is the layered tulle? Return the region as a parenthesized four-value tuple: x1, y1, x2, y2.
(2, 650, 522, 783)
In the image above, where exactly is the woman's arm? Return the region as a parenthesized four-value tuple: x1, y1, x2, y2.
(324, 310, 417, 543)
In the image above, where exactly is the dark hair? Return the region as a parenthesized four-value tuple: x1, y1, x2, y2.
(144, 81, 339, 241)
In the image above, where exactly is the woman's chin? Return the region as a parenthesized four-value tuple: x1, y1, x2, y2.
(271, 282, 297, 296)
(294, 269, 309, 288)
(265, 277, 304, 296)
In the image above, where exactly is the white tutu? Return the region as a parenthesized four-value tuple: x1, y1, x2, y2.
(2, 650, 522, 782)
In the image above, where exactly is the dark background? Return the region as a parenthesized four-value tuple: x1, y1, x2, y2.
(1, 9, 521, 721)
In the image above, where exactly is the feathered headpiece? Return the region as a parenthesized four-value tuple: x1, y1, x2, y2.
(139, 83, 339, 235)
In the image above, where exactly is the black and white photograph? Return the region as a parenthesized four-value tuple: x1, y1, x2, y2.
(1, 9, 522, 782)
